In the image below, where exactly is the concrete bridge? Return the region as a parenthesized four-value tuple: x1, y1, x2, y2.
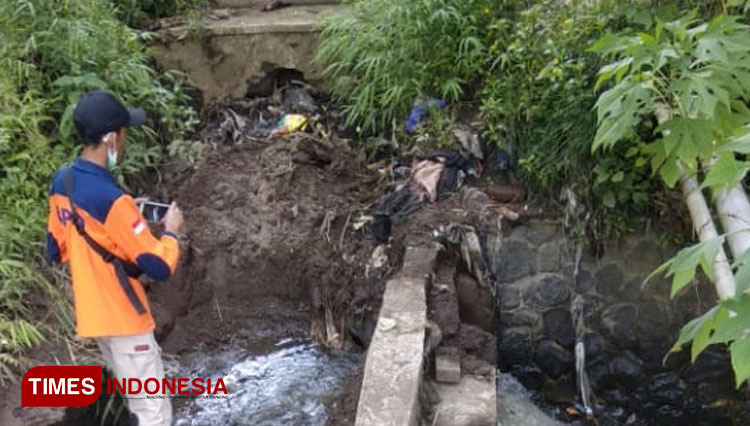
(153, 0, 345, 103)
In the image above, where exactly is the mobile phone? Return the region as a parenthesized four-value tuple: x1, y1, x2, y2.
(138, 201, 170, 223)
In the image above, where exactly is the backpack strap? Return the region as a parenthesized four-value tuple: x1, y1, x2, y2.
(64, 166, 146, 315)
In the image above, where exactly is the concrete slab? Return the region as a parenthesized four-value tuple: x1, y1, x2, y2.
(355, 277, 427, 426)
(216, 0, 338, 8)
(434, 376, 497, 426)
(197, 5, 346, 36)
(400, 244, 441, 279)
(435, 346, 461, 384)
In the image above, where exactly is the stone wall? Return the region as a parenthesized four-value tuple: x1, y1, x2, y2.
(490, 219, 739, 425)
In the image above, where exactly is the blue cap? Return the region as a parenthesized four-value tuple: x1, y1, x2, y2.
(73, 90, 147, 145)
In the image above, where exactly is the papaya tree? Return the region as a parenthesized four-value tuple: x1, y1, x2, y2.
(591, 12, 750, 385)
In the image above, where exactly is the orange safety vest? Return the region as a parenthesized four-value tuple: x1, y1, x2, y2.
(46, 158, 179, 338)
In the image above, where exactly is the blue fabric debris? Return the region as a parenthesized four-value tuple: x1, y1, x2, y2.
(405, 98, 447, 133)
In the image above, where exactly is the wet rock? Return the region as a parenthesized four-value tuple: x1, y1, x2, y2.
(494, 239, 533, 282)
(583, 332, 605, 361)
(499, 285, 520, 310)
(601, 303, 637, 348)
(636, 299, 673, 340)
(595, 264, 625, 297)
(460, 323, 496, 364)
(525, 221, 560, 245)
(455, 272, 494, 332)
(587, 358, 613, 390)
(653, 404, 685, 425)
(543, 374, 576, 404)
(497, 373, 564, 426)
(696, 382, 724, 405)
(537, 242, 561, 272)
(647, 373, 686, 405)
(499, 327, 533, 366)
(501, 309, 540, 327)
(508, 364, 546, 391)
(525, 274, 570, 308)
(461, 354, 494, 377)
(662, 346, 690, 371)
(574, 269, 595, 294)
(534, 339, 573, 379)
(637, 337, 672, 367)
(684, 349, 734, 387)
(543, 307, 575, 347)
(626, 240, 664, 273)
(609, 350, 644, 389)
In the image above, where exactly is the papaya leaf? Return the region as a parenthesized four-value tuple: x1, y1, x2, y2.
(722, 126, 750, 154)
(595, 57, 633, 90)
(667, 236, 724, 297)
(709, 294, 750, 345)
(701, 153, 750, 191)
(659, 158, 681, 188)
(730, 336, 750, 387)
(670, 72, 730, 120)
(593, 78, 651, 151)
(588, 32, 634, 54)
(668, 305, 719, 356)
(692, 307, 727, 361)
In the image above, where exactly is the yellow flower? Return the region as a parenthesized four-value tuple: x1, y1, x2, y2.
(563, 18, 571, 26)
(483, 6, 490, 15)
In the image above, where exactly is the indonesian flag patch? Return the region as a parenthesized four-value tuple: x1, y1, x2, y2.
(132, 219, 146, 235)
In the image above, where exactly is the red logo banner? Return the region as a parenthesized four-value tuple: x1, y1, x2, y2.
(22, 366, 102, 407)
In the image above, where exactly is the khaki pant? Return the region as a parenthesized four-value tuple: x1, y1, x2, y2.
(98, 331, 172, 426)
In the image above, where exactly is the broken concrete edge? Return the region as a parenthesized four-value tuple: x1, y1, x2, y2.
(158, 5, 351, 38)
(355, 245, 440, 426)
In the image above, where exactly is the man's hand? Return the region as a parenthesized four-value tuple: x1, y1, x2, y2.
(163, 202, 184, 235)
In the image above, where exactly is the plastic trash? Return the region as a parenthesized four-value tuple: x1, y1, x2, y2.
(405, 98, 447, 133)
(273, 114, 308, 135)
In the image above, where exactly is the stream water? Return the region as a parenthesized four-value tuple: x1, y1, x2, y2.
(171, 339, 358, 426)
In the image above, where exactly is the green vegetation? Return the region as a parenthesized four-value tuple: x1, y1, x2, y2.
(591, 7, 750, 385)
(319, 0, 750, 384)
(0, 0, 199, 383)
(318, 0, 665, 238)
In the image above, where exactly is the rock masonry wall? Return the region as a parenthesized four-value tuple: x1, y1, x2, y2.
(490, 219, 739, 424)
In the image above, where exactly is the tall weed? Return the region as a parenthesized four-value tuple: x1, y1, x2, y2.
(0, 0, 199, 382)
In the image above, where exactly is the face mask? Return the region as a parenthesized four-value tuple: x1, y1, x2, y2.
(106, 138, 118, 170)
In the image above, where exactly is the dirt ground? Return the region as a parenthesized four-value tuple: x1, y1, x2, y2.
(148, 131, 393, 356)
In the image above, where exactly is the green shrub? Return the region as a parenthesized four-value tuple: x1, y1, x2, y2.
(0, 0, 198, 382)
(317, 0, 504, 134)
(110, 0, 211, 28)
(318, 0, 663, 237)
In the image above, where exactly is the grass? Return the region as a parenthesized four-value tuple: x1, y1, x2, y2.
(0, 0, 201, 384)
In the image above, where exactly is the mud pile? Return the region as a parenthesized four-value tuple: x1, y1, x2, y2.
(149, 127, 387, 355)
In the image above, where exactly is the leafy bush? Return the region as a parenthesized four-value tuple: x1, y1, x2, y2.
(318, 0, 662, 237)
(317, 0, 502, 134)
(110, 0, 211, 28)
(0, 0, 199, 382)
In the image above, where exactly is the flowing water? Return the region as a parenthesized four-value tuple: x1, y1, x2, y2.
(497, 373, 567, 426)
(172, 339, 359, 426)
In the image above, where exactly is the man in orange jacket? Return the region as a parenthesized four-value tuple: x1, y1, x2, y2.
(47, 90, 183, 426)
